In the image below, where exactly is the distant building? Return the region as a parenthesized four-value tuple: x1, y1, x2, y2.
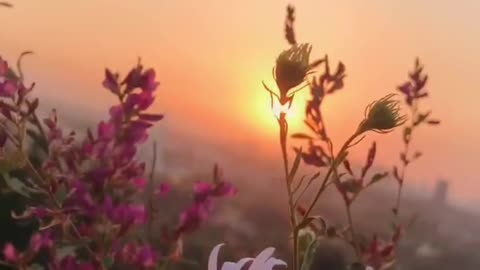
(432, 180, 449, 207)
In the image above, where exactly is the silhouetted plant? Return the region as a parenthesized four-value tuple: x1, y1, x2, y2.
(263, 5, 438, 270)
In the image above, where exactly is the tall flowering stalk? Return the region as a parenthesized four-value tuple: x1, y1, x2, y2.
(262, 6, 324, 270)
(263, 6, 417, 270)
(392, 59, 440, 217)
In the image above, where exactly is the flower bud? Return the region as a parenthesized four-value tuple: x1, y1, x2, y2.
(275, 43, 312, 96)
(359, 94, 407, 133)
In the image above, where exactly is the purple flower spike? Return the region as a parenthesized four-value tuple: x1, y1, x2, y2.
(0, 79, 17, 97)
(139, 68, 159, 92)
(103, 68, 120, 94)
(97, 121, 115, 141)
(0, 57, 8, 76)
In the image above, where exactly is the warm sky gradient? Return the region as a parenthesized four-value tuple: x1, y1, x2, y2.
(1, 0, 479, 206)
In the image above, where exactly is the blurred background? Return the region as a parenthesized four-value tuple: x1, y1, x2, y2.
(1, 1, 480, 269)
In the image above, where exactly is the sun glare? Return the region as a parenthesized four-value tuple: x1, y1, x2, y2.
(272, 100, 293, 119)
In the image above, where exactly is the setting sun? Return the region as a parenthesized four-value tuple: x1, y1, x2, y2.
(272, 99, 292, 119)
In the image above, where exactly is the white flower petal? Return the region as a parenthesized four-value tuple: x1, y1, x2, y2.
(221, 262, 238, 270)
(236, 258, 255, 270)
(208, 243, 225, 270)
(249, 247, 276, 270)
(264, 257, 287, 270)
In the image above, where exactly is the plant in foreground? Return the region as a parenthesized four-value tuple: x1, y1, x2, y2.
(0, 53, 235, 269)
(263, 5, 438, 270)
(208, 243, 286, 270)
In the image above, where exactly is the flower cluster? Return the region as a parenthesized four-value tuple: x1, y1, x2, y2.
(175, 178, 236, 239)
(359, 227, 401, 270)
(2, 232, 53, 268)
(0, 55, 236, 269)
(397, 59, 429, 106)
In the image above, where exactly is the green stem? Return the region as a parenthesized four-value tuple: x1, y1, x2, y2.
(278, 113, 299, 270)
(346, 204, 360, 258)
(394, 101, 417, 217)
(301, 131, 361, 221)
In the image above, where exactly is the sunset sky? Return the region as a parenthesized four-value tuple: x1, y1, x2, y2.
(1, 0, 479, 206)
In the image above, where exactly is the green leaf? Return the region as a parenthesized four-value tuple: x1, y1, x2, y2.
(5, 67, 18, 80)
(289, 148, 302, 185)
(300, 239, 319, 270)
(56, 246, 77, 260)
(27, 264, 44, 270)
(26, 128, 49, 153)
(2, 173, 31, 198)
(102, 257, 114, 269)
(55, 182, 67, 203)
(298, 228, 316, 263)
(0, 150, 26, 173)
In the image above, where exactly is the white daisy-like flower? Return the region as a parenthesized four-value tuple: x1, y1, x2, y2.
(208, 243, 287, 270)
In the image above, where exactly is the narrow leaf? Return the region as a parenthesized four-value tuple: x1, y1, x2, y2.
(343, 159, 354, 176)
(2, 173, 31, 198)
(300, 239, 319, 270)
(413, 111, 431, 126)
(55, 184, 67, 204)
(361, 141, 376, 178)
(392, 166, 401, 184)
(368, 172, 389, 186)
(27, 264, 44, 270)
(0, 2, 13, 8)
(56, 246, 77, 260)
(412, 151, 422, 160)
(289, 148, 302, 185)
(291, 133, 314, 140)
(427, 119, 440, 125)
(400, 152, 409, 165)
(403, 127, 412, 144)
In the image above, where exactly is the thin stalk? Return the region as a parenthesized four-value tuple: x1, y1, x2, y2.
(278, 112, 299, 270)
(328, 139, 361, 259)
(301, 131, 361, 221)
(394, 101, 417, 217)
(346, 204, 360, 258)
(146, 141, 158, 242)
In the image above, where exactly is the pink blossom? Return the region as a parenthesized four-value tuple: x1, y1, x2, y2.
(155, 182, 171, 197)
(0, 79, 16, 97)
(0, 57, 8, 76)
(2, 243, 18, 262)
(97, 121, 115, 141)
(103, 68, 120, 94)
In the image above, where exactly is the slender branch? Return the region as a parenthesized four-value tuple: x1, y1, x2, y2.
(394, 101, 417, 217)
(301, 131, 360, 221)
(146, 141, 158, 242)
(346, 205, 360, 257)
